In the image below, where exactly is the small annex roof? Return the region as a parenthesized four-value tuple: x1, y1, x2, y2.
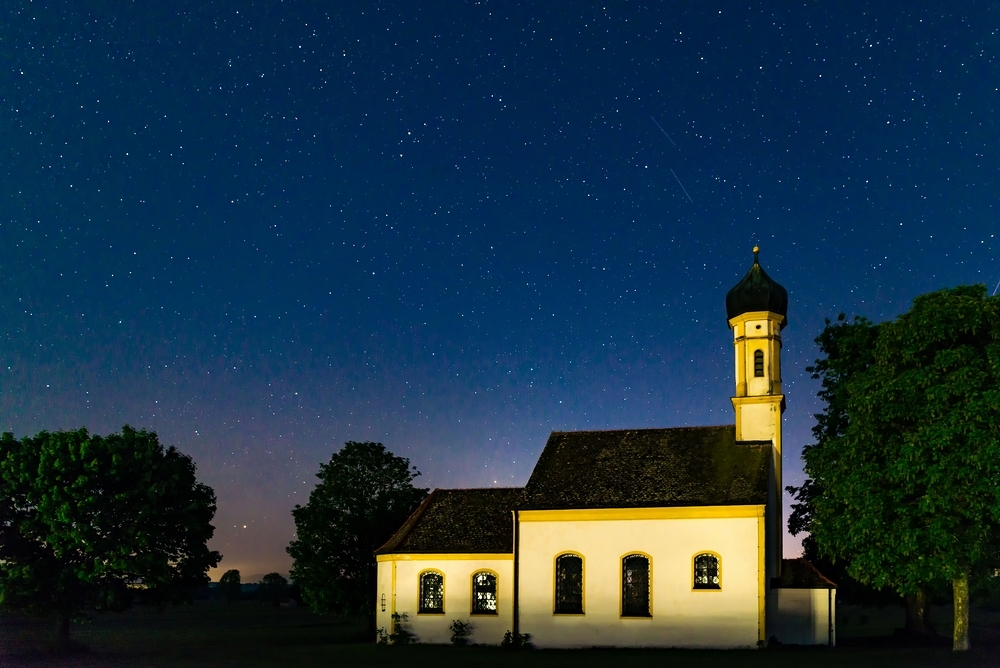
(771, 558, 837, 589)
(518, 425, 771, 510)
(375, 487, 523, 555)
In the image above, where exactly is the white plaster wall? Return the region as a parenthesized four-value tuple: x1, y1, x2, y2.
(377, 557, 514, 645)
(737, 402, 779, 442)
(518, 516, 761, 648)
(771, 588, 835, 646)
(822, 589, 836, 646)
(375, 560, 393, 638)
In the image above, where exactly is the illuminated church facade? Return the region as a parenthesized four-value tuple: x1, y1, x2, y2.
(374, 249, 836, 648)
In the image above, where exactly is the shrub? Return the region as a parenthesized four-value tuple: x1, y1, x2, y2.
(449, 619, 474, 646)
(388, 612, 416, 645)
(501, 630, 533, 649)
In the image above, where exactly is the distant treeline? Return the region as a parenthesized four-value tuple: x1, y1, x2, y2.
(206, 570, 300, 606)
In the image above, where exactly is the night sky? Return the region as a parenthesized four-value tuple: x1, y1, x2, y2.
(4, 2, 998, 579)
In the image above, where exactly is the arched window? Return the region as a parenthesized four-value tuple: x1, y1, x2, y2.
(621, 554, 651, 617)
(693, 553, 721, 590)
(554, 554, 584, 614)
(753, 349, 765, 377)
(471, 571, 497, 614)
(419, 571, 444, 613)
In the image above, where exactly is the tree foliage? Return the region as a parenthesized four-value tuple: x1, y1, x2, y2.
(258, 572, 288, 606)
(287, 441, 427, 620)
(786, 314, 890, 602)
(0, 426, 221, 642)
(800, 286, 1000, 650)
(788, 313, 880, 541)
(219, 569, 242, 603)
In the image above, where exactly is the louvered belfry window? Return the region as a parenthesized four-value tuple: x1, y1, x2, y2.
(753, 349, 765, 377)
(554, 554, 584, 614)
(621, 554, 651, 617)
(471, 571, 497, 614)
(694, 553, 721, 590)
(419, 572, 444, 613)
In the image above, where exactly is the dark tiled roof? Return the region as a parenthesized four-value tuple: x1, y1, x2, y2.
(771, 558, 837, 589)
(519, 425, 771, 510)
(725, 247, 788, 325)
(375, 488, 523, 555)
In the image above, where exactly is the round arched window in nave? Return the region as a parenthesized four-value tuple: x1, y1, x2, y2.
(693, 553, 721, 590)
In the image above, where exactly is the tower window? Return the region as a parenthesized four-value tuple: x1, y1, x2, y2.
(554, 554, 584, 614)
(753, 349, 764, 377)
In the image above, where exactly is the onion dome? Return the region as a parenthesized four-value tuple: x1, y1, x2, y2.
(725, 246, 788, 326)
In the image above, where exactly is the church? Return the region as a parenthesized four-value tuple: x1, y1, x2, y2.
(374, 248, 836, 648)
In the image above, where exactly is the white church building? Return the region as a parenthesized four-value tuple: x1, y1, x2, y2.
(375, 248, 836, 648)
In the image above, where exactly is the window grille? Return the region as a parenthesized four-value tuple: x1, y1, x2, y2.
(694, 554, 721, 590)
(753, 349, 764, 377)
(554, 554, 584, 614)
(472, 572, 497, 614)
(419, 572, 444, 613)
(621, 554, 651, 617)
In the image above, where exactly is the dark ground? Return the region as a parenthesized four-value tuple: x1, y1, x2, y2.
(2, 602, 1000, 667)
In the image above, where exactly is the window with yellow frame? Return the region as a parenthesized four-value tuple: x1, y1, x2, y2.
(693, 552, 721, 590)
(554, 553, 584, 614)
(621, 553, 651, 617)
(418, 570, 444, 613)
(471, 571, 498, 615)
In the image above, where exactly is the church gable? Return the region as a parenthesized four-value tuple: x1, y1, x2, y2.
(519, 425, 771, 510)
(376, 487, 523, 555)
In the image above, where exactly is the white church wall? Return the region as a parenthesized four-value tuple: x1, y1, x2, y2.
(734, 400, 780, 445)
(375, 559, 393, 637)
(517, 507, 764, 649)
(771, 587, 835, 646)
(375, 554, 514, 645)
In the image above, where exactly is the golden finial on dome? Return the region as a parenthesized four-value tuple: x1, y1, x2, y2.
(752, 245, 759, 254)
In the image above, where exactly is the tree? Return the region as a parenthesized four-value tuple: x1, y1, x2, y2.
(219, 569, 242, 603)
(287, 442, 427, 627)
(801, 286, 1000, 651)
(0, 426, 221, 646)
(786, 316, 906, 611)
(258, 572, 287, 606)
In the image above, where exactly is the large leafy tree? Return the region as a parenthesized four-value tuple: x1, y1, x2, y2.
(802, 286, 1000, 650)
(288, 441, 427, 625)
(0, 426, 221, 645)
(786, 316, 905, 606)
(787, 313, 881, 552)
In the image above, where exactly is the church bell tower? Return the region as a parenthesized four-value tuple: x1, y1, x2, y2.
(726, 246, 788, 575)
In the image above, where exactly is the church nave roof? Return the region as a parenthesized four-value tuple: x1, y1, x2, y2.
(375, 487, 523, 555)
(519, 425, 771, 510)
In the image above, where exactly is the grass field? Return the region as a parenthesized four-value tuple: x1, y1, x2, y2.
(2, 601, 1000, 667)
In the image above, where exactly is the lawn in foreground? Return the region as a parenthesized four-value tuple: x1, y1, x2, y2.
(2, 602, 999, 668)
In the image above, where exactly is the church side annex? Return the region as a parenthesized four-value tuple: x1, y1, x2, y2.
(374, 248, 836, 648)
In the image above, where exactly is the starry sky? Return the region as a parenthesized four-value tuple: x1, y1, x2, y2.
(3, 2, 998, 579)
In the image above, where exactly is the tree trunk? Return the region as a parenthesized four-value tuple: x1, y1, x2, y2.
(904, 587, 933, 637)
(953, 572, 969, 651)
(56, 615, 71, 650)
